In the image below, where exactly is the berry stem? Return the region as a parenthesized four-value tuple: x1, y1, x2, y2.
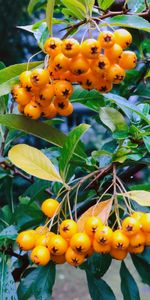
(112, 164, 122, 229)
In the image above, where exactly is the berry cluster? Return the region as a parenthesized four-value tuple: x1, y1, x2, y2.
(11, 29, 137, 120)
(16, 198, 150, 266)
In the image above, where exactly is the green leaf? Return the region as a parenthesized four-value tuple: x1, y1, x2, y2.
(18, 263, 56, 300)
(0, 260, 18, 300)
(99, 107, 128, 133)
(98, 0, 114, 10)
(86, 271, 116, 300)
(81, 253, 112, 278)
(105, 93, 150, 124)
(34, 22, 49, 49)
(0, 62, 43, 96)
(71, 87, 105, 112)
(46, 0, 55, 36)
(0, 225, 17, 240)
(131, 254, 150, 285)
(120, 261, 140, 300)
(100, 15, 150, 32)
(92, 150, 112, 159)
(28, 0, 45, 14)
(127, 0, 146, 13)
(0, 114, 85, 159)
(61, 0, 87, 20)
(59, 124, 90, 180)
(143, 136, 150, 152)
(15, 200, 43, 229)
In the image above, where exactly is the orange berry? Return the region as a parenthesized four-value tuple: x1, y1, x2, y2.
(98, 31, 115, 49)
(145, 232, 150, 246)
(58, 102, 73, 117)
(54, 80, 73, 99)
(19, 70, 38, 93)
(44, 37, 62, 57)
(42, 103, 57, 119)
(112, 230, 129, 250)
(128, 245, 144, 254)
(129, 231, 145, 248)
(70, 54, 89, 75)
(78, 69, 97, 90)
(114, 29, 132, 49)
(30, 69, 49, 87)
(108, 64, 125, 84)
(11, 84, 21, 97)
(131, 211, 144, 222)
(110, 248, 127, 260)
(60, 71, 76, 83)
(41, 198, 60, 218)
(38, 84, 55, 104)
(84, 216, 103, 237)
(51, 254, 66, 264)
(13, 87, 31, 106)
(95, 226, 113, 245)
(48, 63, 61, 80)
(30, 246, 50, 266)
(53, 53, 70, 72)
(93, 240, 111, 254)
(85, 246, 94, 258)
(81, 39, 101, 59)
(61, 38, 80, 58)
(70, 232, 91, 254)
(96, 79, 113, 93)
(141, 213, 150, 232)
(105, 43, 123, 63)
(53, 97, 69, 112)
(60, 219, 78, 240)
(24, 101, 41, 119)
(35, 234, 48, 247)
(18, 104, 25, 114)
(35, 226, 49, 234)
(91, 54, 110, 74)
(65, 247, 85, 266)
(119, 51, 137, 70)
(16, 230, 35, 251)
(122, 216, 141, 236)
(48, 235, 68, 255)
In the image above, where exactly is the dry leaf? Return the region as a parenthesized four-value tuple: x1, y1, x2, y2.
(121, 190, 150, 207)
(77, 198, 113, 232)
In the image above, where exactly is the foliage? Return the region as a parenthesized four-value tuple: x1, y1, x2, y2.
(0, 0, 150, 299)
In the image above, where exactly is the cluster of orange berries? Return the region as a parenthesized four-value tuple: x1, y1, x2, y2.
(45, 28, 137, 94)
(16, 198, 150, 267)
(11, 69, 74, 120)
(11, 29, 137, 120)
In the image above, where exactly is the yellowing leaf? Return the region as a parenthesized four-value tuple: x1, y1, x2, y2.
(77, 198, 113, 232)
(121, 190, 150, 206)
(8, 144, 63, 183)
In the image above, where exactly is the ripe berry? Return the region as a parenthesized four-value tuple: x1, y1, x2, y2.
(53, 53, 70, 72)
(108, 64, 125, 84)
(61, 38, 80, 58)
(44, 37, 62, 57)
(48, 235, 68, 255)
(70, 54, 89, 75)
(93, 240, 111, 254)
(30, 69, 49, 87)
(53, 97, 69, 112)
(78, 69, 97, 90)
(98, 31, 115, 49)
(35, 226, 49, 234)
(119, 51, 137, 70)
(18, 104, 25, 114)
(60, 219, 78, 240)
(141, 213, 150, 232)
(70, 232, 91, 254)
(19, 71, 38, 93)
(114, 29, 132, 49)
(105, 43, 123, 63)
(84, 216, 103, 237)
(91, 54, 110, 74)
(112, 230, 129, 250)
(13, 87, 31, 106)
(38, 84, 55, 105)
(145, 232, 150, 246)
(42, 103, 57, 119)
(57, 102, 73, 117)
(95, 225, 113, 245)
(54, 80, 73, 99)
(122, 216, 141, 236)
(41, 198, 60, 218)
(96, 79, 113, 93)
(16, 230, 35, 251)
(129, 231, 145, 248)
(24, 101, 41, 119)
(110, 248, 127, 260)
(128, 245, 144, 254)
(131, 211, 144, 222)
(30, 246, 50, 266)
(81, 39, 101, 59)
(51, 254, 66, 264)
(65, 247, 85, 266)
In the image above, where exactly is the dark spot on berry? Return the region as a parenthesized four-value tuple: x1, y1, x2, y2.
(58, 102, 65, 109)
(98, 61, 105, 69)
(62, 89, 69, 96)
(66, 43, 73, 50)
(72, 258, 79, 265)
(99, 237, 106, 244)
(86, 79, 92, 87)
(76, 246, 83, 253)
(76, 69, 83, 75)
(32, 75, 39, 83)
(55, 64, 62, 70)
(126, 225, 133, 232)
(117, 243, 123, 249)
(91, 226, 97, 233)
(52, 246, 58, 254)
(39, 94, 45, 100)
(26, 85, 32, 92)
(91, 46, 98, 54)
(50, 43, 57, 49)
(104, 35, 112, 42)
(63, 225, 69, 232)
